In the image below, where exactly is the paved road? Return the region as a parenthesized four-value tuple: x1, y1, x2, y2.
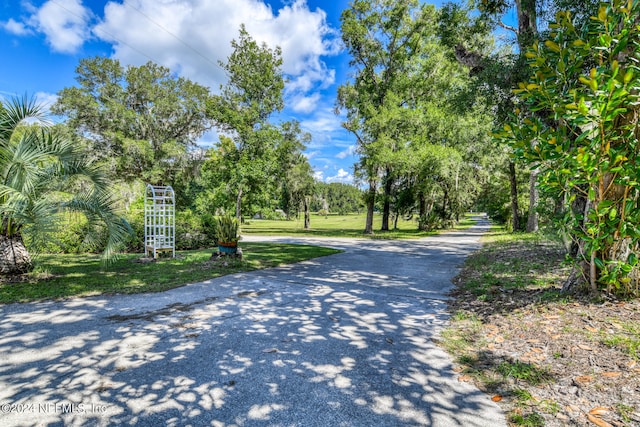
(0, 219, 505, 426)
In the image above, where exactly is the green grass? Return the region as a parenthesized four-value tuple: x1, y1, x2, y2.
(496, 360, 553, 385)
(241, 212, 473, 239)
(0, 243, 342, 304)
(601, 321, 640, 360)
(509, 412, 545, 427)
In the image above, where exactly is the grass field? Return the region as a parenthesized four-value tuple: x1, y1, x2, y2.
(0, 243, 341, 304)
(242, 212, 475, 238)
(1, 213, 478, 304)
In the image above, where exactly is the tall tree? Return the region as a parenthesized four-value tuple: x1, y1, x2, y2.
(207, 25, 284, 220)
(498, 0, 640, 295)
(275, 121, 314, 222)
(52, 57, 211, 185)
(338, 0, 431, 234)
(0, 96, 130, 275)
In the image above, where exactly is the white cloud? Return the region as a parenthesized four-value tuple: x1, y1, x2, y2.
(2, 18, 32, 36)
(32, 0, 92, 53)
(301, 108, 344, 134)
(326, 168, 353, 184)
(35, 91, 59, 112)
(290, 93, 321, 114)
(313, 170, 324, 181)
(336, 144, 356, 159)
(93, 0, 340, 98)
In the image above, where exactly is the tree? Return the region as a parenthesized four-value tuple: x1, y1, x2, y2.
(311, 183, 364, 215)
(207, 25, 284, 220)
(0, 96, 131, 275)
(498, 0, 640, 295)
(275, 121, 314, 223)
(338, 0, 432, 234)
(52, 57, 211, 185)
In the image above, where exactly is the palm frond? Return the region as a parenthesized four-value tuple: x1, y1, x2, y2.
(62, 189, 132, 265)
(0, 95, 49, 145)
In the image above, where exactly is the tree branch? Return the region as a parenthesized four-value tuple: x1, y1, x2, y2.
(496, 21, 518, 35)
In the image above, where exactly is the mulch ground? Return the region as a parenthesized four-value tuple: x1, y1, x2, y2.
(444, 238, 640, 427)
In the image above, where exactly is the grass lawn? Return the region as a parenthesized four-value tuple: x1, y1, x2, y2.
(0, 243, 341, 304)
(242, 212, 475, 238)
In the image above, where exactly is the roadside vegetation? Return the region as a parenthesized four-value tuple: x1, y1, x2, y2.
(440, 228, 640, 427)
(0, 243, 341, 304)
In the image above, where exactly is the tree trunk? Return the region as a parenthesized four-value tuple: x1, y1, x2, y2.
(418, 192, 427, 231)
(509, 161, 521, 232)
(235, 187, 243, 222)
(0, 236, 33, 275)
(526, 168, 539, 232)
(364, 179, 376, 234)
(516, 0, 539, 233)
(381, 169, 392, 231)
(303, 196, 310, 230)
(441, 188, 448, 221)
(515, 0, 538, 46)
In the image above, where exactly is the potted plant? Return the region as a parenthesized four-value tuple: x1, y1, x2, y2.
(215, 214, 240, 255)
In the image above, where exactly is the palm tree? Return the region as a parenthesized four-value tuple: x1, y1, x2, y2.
(0, 96, 131, 275)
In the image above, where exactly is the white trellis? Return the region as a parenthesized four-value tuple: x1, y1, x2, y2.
(144, 184, 175, 258)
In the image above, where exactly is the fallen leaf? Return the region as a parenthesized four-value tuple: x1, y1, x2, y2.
(578, 344, 593, 351)
(458, 375, 472, 382)
(586, 413, 613, 427)
(262, 348, 279, 353)
(531, 348, 543, 353)
(575, 375, 593, 384)
(588, 407, 610, 416)
(386, 337, 394, 344)
(527, 339, 540, 343)
(494, 336, 504, 343)
(491, 395, 503, 402)
(585, 326, 598, 333)
(601, 372, 621, 378)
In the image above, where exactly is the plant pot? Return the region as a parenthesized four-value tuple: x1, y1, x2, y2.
(218, 241, 238, 255)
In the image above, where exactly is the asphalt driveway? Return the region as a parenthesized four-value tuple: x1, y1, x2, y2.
(0, 219, 506, 426)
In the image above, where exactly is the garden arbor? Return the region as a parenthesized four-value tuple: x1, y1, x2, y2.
(144, 185, 175, 258)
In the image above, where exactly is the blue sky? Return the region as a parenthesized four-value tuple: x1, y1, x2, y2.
(0, 0, 463, 184)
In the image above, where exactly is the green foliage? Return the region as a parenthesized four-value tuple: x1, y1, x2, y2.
(52, 57, 211, 186)
(204, 26, 285, 219)
(0, 96, 131, 270)
(214, 214, 240, 244)
(339, 0, 492, 232)
(496, 0, 640, 295)
(311, 182, 364, 215)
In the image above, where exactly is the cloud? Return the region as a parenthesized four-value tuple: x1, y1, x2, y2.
(2, 18, 32, 36)
(35, 91, 59, 112)
(336, 145, 356, 159)
(33, 0, 92, 53)
(313, 170, 324, 181)
(325, 168, 353, 184)
(301, 108, 344, 134)
(290, 93, 321, 114)
(92, 0, 340, 97)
